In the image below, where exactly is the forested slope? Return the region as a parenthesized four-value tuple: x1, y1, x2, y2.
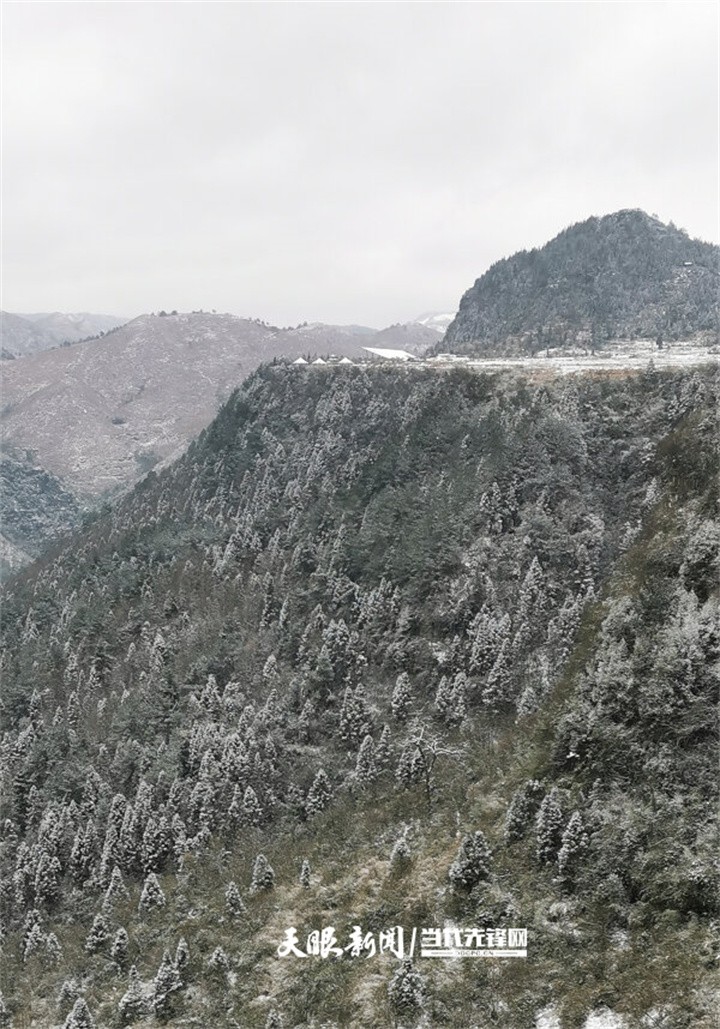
(1, 363, 717, 1028)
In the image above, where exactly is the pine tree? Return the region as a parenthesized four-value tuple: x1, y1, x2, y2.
(339, 685, 370, 746)
(557, 810, 589, 879)
(306, 768, 332, 815)
(63, 997, 96, 1029)
(535, 789, 564, 864)
(207, 946, 230, 979)
(225, 880, 246, 916)
(448, 830, 492, 891)
(250, 854, 275, 893)
(355, 734, 377, 786)
(375, 723, 392, 770)
(103, 864, 130, 911)
(45, 931, 62, 964)
(110, 927, 130, 969)
(389, 834, 411, 875)
(57, 977, 80, 1014)
(34, 851, 62, 909)
(387, 958, 424, 1021)
(175, 936, 190, 977)
(242, 785, 263, 826)
(118, 965, 146, 1023)
(266, 1009, 284, 1028)
(85, 912, 110, 954)
(138, 872, 166, 914)
(503, 780, 544, 842)
(391, 673, 412, 722)
(152, 949, 182, 1020)
(299, 859, 311, 888)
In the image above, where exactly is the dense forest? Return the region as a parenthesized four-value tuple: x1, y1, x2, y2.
(441, 211, 719, 354)
(0, 362, 717, 1028)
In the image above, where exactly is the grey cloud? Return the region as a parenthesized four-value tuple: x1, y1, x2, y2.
(2, 1, 717, 325)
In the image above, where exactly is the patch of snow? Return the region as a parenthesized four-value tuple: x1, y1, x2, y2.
(584, 1008, 626, 1029)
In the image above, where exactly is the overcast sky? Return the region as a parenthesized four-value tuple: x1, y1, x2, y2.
(2, 1, 718, 327)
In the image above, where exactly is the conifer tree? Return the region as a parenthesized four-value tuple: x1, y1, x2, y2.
(138, 872, 166, 914)
(266, 1009, 284, 1028)
(355, 734, 377, 786)
(250, 854, 275, 893)
(152, 949, 182, 1020)
(175, 936, 190, 977)
(387, 958, 425, 1021)
(63, 997, 96, 1029)
(448, 830, 492, 891)
(306, 768, 332, 815)
(557, 810, 589, 879)
(389, 834, 411, 875)
(299, 859, 311, 888)
(110, 927, 130, 969)
(225, 880, 246, 916)
(85, 912, 110, 954)
(118, 965, 145, 1023)
(207, 946, 230, 979)
(375, 723, 392, 770)
(242, 785, 263, 826)
(535, 789, 564, 864)
(391, 673, 412, 723)
(504, 780, 544, 842)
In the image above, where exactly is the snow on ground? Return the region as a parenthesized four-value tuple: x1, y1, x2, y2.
(534, 1005, 626, 1029)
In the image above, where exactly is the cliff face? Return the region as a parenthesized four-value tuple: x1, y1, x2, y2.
(441, 210, 719, 355)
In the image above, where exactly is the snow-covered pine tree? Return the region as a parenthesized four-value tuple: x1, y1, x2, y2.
(535, 788, 564, 864)
(355, 734, 377, 786)
(151, 949, 182, 1019)
(448, 830, 492, 891)
(250, 854, 275, 892)
(299, 859, 311, 888)
(138, 871, 166, 914)
(391, 672, 412, 722)
(62, 997, 96, 1029)
(84, 912, 110, 954)
(225, 880, 246, 915)
(118, 965, 146, 1023)
(110, 927, 130, 968)
(175, 937, 190, 977)
(557, 810, 589, 880)
(387, 958, 425, 1021)
(305, 768, 332, 815)
(503, 780, 544, 842)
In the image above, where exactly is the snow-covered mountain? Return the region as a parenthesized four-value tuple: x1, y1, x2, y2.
(1, 310, 127, 358)
(413, 310, 456, 334)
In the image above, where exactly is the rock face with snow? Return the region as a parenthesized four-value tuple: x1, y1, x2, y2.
(440, 210, 719, 356)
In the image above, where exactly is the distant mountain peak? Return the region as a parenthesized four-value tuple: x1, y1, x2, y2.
(440, 210, 718, 356)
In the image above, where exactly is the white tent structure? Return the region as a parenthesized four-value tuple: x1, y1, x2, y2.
(292, 357, 308, 365)
(361, 347, 417, 362)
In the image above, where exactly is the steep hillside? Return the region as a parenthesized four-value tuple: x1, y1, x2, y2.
(1, 362, 717, 1028)
(0, 456, 84, 578)
(441, 211, 719, 356)
(0, 313, 443, 573)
